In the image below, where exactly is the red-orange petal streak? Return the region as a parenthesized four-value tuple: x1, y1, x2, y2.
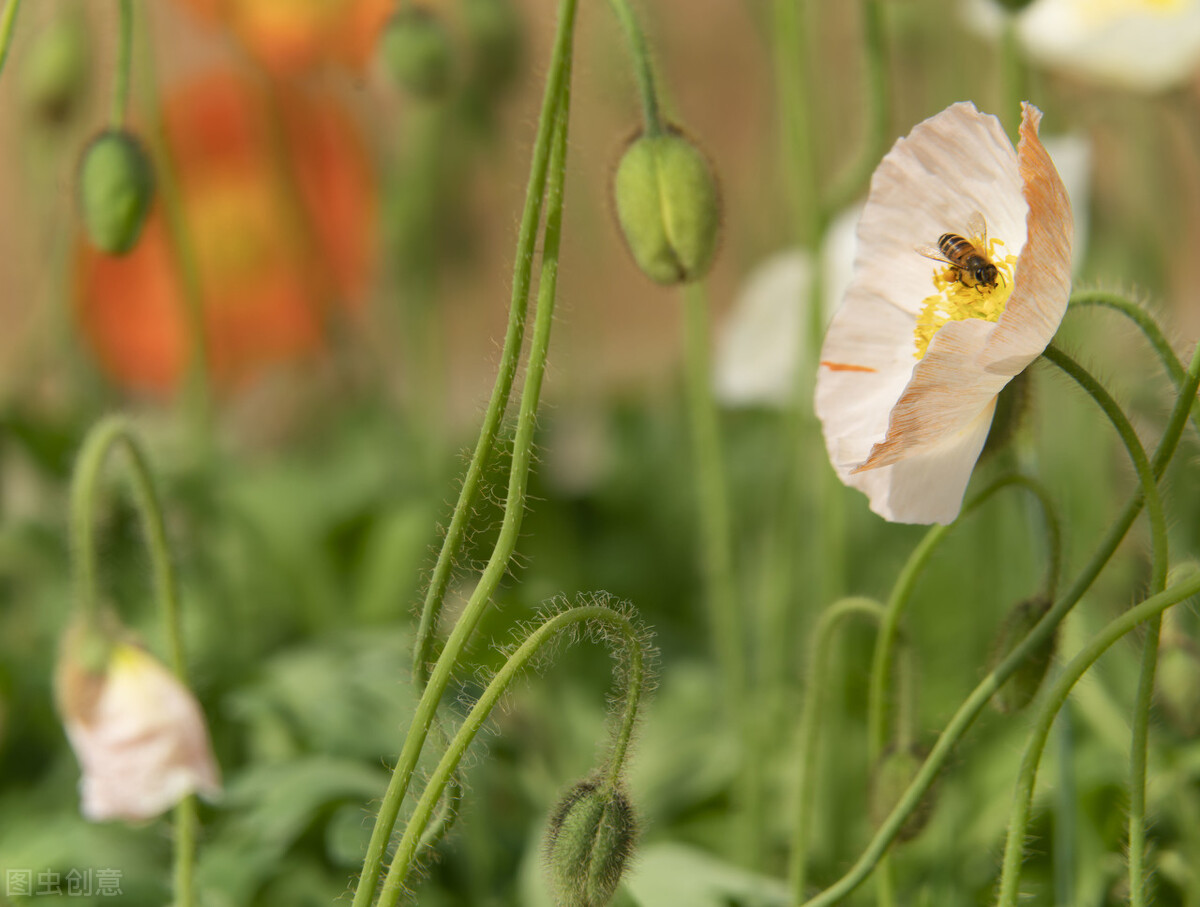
(820, 361, 877, 373)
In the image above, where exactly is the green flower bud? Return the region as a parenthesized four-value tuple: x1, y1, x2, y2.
(545, 778, 637, 907)
(379, 8, 453, 99)
(1157, 641, 1200, 737)
(981, 367, 1030, 460)
(988, 595, 1056, 714)
(613, 128, 721, 285)
(77, 131, 155, 256)
(869, 744, 936, 843)
(20, 14, 88, 125)
(463, 0, 522, 93)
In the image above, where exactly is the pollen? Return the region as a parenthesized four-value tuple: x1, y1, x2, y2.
(913, 238, 1017, 359)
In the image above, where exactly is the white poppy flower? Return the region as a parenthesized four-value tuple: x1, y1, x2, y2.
(968, 0, 1200, 92)
(56, 626, 222, 822)
(815, 102, 1073, 525)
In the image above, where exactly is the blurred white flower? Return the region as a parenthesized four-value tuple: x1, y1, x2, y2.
(56, 624, 221, 822)
(969, 0, 1200, 91)
(815, 102, 1073, 524)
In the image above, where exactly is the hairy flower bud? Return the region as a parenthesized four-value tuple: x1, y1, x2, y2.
(545, 778, 638, 907)
(463, 0, 521, 92)
(988, 595, 1056, 714)
(1157, 641, 1200, 737)
(20, 13, 88, 124)
(869, 744, 936, 842)
(77, 131, 155, 255)
(613, 129, 720, 285)
(379, 7, 453, 98)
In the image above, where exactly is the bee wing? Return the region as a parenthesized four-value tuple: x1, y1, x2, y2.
(965, 210, 988, 249)
(914, 243, 952, 265)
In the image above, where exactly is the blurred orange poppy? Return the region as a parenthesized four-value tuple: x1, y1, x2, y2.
(177, 0, 394, 75)
(76, 70, 376, 394)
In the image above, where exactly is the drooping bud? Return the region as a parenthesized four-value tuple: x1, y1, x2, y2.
(20, 13, 88, 125)
(613, 128, 721, 285)
(981, 367, 1031, 460)
(545, 777, 638, 907)
(988, 595, 1056, 714)
(55, 616, 221, 822)
(1157, 641, 1200, 737)
(379, 7, 453, 99)
(77, 130, 156, 255)
(869, 744, 936, 842)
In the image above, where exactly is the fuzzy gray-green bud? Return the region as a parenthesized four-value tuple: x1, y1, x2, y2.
(613, 129, 720, 285)
(379, 8, 453, 98)
(988, 595, 1056, 714)
(869, 744, 936, 843)
(545, 778, 637, 907)
(77, 130, 155, 255)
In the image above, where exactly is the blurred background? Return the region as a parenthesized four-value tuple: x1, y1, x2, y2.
(3, 1, 1200, 905)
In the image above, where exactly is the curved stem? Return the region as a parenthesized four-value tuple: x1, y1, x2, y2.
(352, 23, 577, 904)
(789, 596, 885, 904)
(999, 12, 1026, 143)
(0, 0, 21, 79)
(1068, 291, 1200, 432)
(1038, 343, 1171, 906)
(607, 0, 663, 134)
(994, 566, 1200, 907)
(377, 603, 650, 903)
(110, 0, 134, 128)
(802, 343, 1200, 907)
(410, 0, 577, 690)
(69, 416, 196, 907)
(1041, 343, 1166, 592)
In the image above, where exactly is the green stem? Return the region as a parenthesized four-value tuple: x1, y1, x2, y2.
(1068, 291, 1200, 432)
(110, 0, 133, 128)
(69, 415, 196, 907)
(0, 0, 21, 79)
(1052, 699, 1076, 907)
(378, 603, 649, 903)
(1037, 343, 1171, 907)
(995, 566, 1200, 907)
(825, 0, 890, 215)
(802, 342, 1200, 907)
(1041, 344, 1166, 592)
(410, 0, 577, 689)
(682, 281, 743, 714)
(352, 21, 576, 903)
(770, 0, 820, 246)
(788, 596, 886, 903)
(607, 0, 663, 134)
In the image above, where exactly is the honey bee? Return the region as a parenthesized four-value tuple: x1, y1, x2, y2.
(916, 210, 999, 289)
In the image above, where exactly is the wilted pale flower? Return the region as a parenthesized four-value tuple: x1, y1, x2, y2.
(969, 0, 1200, 92)
(816, 102, 1073, 524)
(56, 623, 221, 822)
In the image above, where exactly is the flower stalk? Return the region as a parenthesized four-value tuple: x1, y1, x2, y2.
(111, 0, 133, 128)
(608, 0, 663, 135)
(352, 5, 578, 900)
(0, 0, 21, 79)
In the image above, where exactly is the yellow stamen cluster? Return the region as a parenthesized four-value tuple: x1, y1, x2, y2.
(913, 239, 1017, 359)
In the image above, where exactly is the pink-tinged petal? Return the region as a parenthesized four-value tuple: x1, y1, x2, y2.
(58, 637, 221, 823)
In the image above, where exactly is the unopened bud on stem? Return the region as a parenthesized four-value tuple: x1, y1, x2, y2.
(545, 777, 638, 907)
(379, 7, 453, 98)
(869, 744, 937, 842)
(988, 595, 1056, 714)
(77, 130, 155, 255)
(613, 128, 720, 285)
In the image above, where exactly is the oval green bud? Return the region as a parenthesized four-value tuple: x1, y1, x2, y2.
(77, 131, 155, 256)
(869, 744, 936, 843)
(613, 129, 721, 285)
(545, 778, 638, 907)
(463, 0, 522, 93)
(379, 8, 453, 99)
(988, 595, 1056, 714)
(20, 14, 88, 125)
(1157, 642, 1200, 737)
